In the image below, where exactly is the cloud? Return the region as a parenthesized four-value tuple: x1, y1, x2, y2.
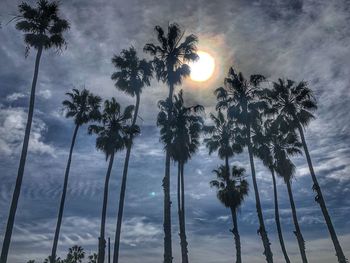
(38, 89, 52, 99)
(0, 106, 56, 157)
(6, 92, 26, 102)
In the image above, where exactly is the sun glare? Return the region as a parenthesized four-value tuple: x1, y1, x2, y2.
(189, 51, 215, 82)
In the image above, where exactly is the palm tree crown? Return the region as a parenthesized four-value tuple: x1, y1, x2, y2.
(203, 110, 243, 160)
(111, 46, 153, 97)
(253, 119, 303, 182)
(268, 79, 317, 128)
(211, 165, 249, 210)
(157, 90, 204, 163)
(88, 98, 139, 159)
(15, 0, 70, 55)
(65, 245, 85, 263)
(144, 23, 198, 88)
(62, 88, 102, 126)
(215, 68, 267, 136)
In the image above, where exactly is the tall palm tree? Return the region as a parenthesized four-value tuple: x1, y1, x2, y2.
(210, 165, 249, 263)
(158, 90, 204, 263)
(1, 1, 69, 261)
(144, 23, 198, 263)
(203, 111, 243, 263)
(215, 68, 273, 262)
(255, 119, 308, 262)
(88, 99, 138, 263)
(253, 123, 291, 263)
(110, 47, 152, 263)
(269, 79, 347, 263)
(50, 89, 101, 263)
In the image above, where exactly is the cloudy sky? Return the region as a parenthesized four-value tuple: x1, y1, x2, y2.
(1, 0, 350, 262)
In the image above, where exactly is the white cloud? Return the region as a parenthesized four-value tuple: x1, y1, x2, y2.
(6, 92, 26, 102)
(38, 89, 52, 99)
(121, 217, 162, 246)
(0, 106, 56, 157)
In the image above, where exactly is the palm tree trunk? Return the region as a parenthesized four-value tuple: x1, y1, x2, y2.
(230, 207, 241, 263)
(179, 162, 189, 263)
(177, 163, 184, 261)
(98, 152, 115, 263)
(163, 83, 174, 263)
(297, 123, 347, 263)
(286, 180, 308, 263)
(50, 123, 79, 263)
(247, 129, 273, 263)
(113, 95, 141, 263)
(1, 46, 43, 263)
(271, 169, 290, 263)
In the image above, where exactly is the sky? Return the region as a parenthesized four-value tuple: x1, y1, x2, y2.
(0, 0, 350, 262)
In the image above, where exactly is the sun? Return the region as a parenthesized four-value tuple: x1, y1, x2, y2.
(189, 51, 215, 82)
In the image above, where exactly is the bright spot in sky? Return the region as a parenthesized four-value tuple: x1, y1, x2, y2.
(189, 51, 215, 82)
(150, 191, 156, 197)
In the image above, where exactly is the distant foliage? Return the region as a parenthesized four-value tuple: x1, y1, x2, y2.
(27, 245, 96, 263)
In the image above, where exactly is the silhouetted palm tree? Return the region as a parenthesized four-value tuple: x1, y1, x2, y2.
(215, 68, 273, 262)
(158, 90, 204, 263)
(255, 119, 308, 262)
(88, 99, 138, 263)
(1, 1, 69, 261)
(88, 253, 98, 263)
(269, 79, 347, 263)
(203, 110, 243, 173)
(210, 165, 249, 263)
(111, 47, 152, 263)
(253, 122, 291, 263)
(144, 23, 198, 263)
(50, 88, 101, 262)
(65, 245, 85, 263)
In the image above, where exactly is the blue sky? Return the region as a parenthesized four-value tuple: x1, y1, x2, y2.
(0, 0, 350, 262)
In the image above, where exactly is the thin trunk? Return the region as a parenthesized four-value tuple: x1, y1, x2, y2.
(247, 128, 273, 263)
(179, 162, 189, 263)
(286, 180, 308, 263)
(108, 237, 111, 263)
(163, 83, 174, 263)
(0, 46, 43, 263)
(230, 207, 241, 263)
(98, 152, 115, 263)
(297, 123, 347, 263)
(271, 169, 290, 263)
(50, 124, 79, 263)
(177, 163, 183, 261)
(113, 94, 140, 263)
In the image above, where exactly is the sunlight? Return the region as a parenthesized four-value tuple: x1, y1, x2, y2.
(189, 51, 215, 82)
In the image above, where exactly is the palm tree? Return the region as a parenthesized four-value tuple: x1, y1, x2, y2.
(203, 110, 243, 174)
(88, 253, 98, 263)
(88, 99, 138, 263)
(215, 68, 273, 262)
(158, 90, 204, 263)
(253, 123, 291, 263)
(269, 79, 347, 263)
(203, 110, 243, 263)
(50, 89, 101, 262)
(110, 47, 152, 263)
(210, 165, 249, 263)
(255, 119, 308, 262)
(1, 1, 69, 261)
(65, 245, 85, 263)
(144, 23, 198, 263)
